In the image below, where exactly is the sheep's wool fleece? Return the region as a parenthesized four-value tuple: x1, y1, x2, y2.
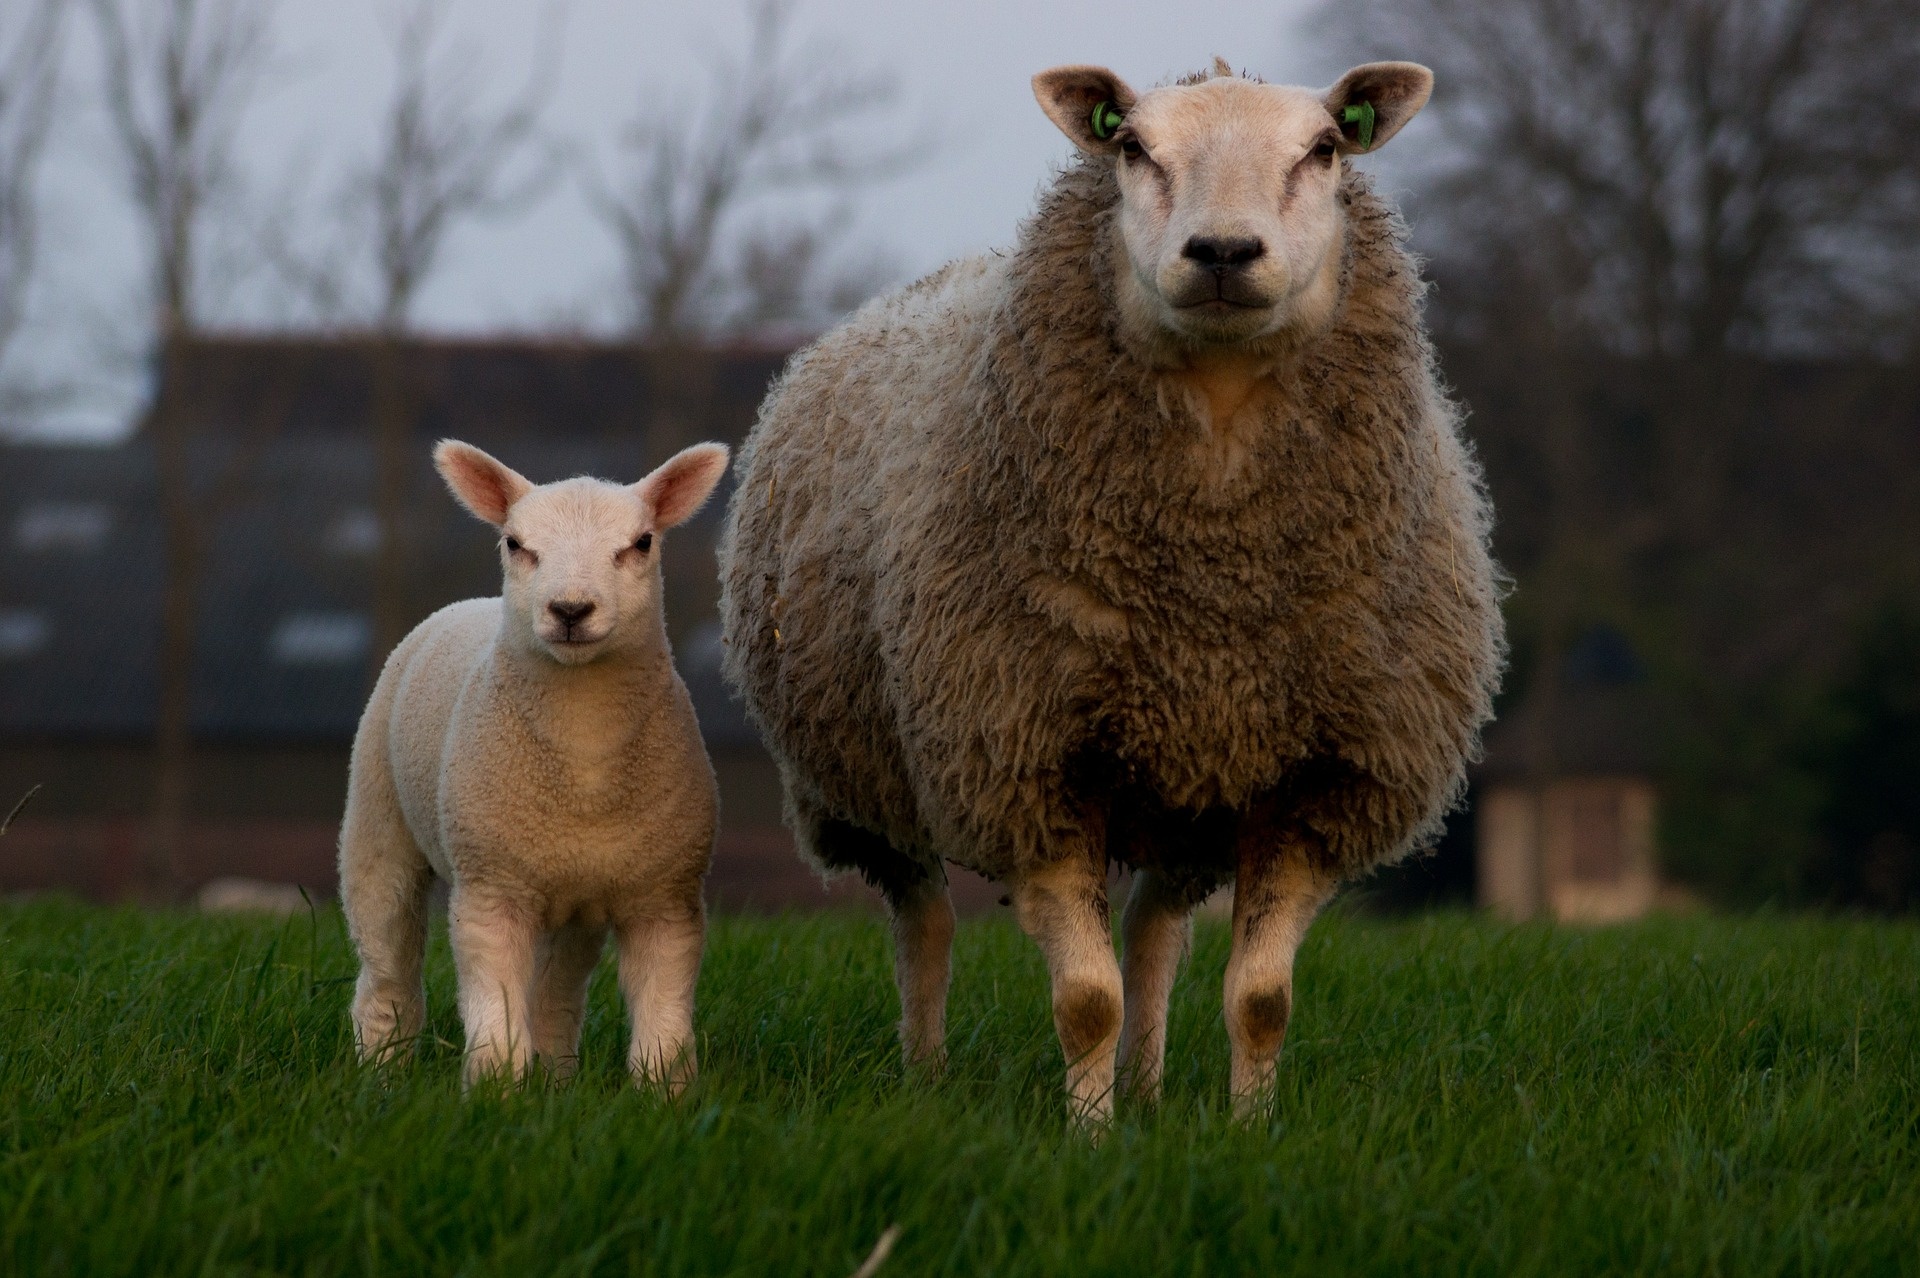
(720, 159, 1504, 886)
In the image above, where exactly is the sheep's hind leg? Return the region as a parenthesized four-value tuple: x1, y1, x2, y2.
(1011, 828, 1123, 1129)
(886, 875, 955, 1072)
(819, 819, 955, 1072)
(530, 922, 607, 1081)
(450, 889, 540, 1087)
(1117, 868, 1200, 1104)
(615, 904, 704, 1096)
(1224, 816, 1339, 1119)
(339, 769, 433, 1065)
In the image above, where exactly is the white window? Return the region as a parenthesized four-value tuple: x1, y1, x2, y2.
(15, 502, 112, 552)
(324, 508, 381, 556)
(0, 609, 50, 660)
(270, 612, 370, 666)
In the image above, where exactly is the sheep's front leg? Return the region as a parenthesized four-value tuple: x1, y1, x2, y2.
(1117, 868, 1199, 1103)
(1224, 818, 1339, 1118)
(530, 922, 607, 1081)
(450, 889, 540, 1087)
(1012, 833, 1123, 1129)
(615, 905, 704, 1096)
(886, 875, 956, 1072)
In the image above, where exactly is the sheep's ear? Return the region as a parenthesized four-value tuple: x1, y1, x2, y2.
(434, 440, 532, 526)
(1324, 62, 1432, 154)
(637, 442, 731, 530)
(1033, 65, 1138, 155)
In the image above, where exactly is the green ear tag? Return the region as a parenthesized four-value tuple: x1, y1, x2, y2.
(1090, 100, 1125, 141)
(1341, 100, 1376, 150)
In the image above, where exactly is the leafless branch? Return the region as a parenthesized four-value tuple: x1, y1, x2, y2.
(359, 0, 562, 332)
(91, 0, 278, 336)
(588, 0, 917, 339)
(0, 0, 62, 376)
(1321, 0, 1920, 358)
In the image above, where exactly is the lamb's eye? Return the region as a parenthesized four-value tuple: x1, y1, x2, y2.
(1120, 137, 1144, 160)
(1314, 138, 1337, 161)
(633, 532, 653, 554)
(505, 536, 522, 554)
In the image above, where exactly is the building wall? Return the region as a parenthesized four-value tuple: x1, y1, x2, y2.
(0, 741, 1011, 913)
(1477, 776, 1660, 923)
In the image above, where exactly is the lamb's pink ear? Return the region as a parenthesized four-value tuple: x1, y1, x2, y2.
(434, 440, 532, 526)
(636, 442, 731, 530)
(1033, 65, 1138, 154)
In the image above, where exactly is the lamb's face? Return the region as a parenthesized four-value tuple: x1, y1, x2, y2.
(498, 480, 658, 665)
(433, 440, 732, 668)
(1034, 60, 1433, 350)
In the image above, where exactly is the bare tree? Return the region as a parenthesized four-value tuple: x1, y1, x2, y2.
(361, 0, 557, 335)
(0, 1, 64, 399)
(1319, 0, 1920, 672)
(1320, 0, 1920, 359)
(356, 0, 559, 663)
(589, 0, 910, 343)
(92, 0, 277, 897)
(94, 0, 274, 339)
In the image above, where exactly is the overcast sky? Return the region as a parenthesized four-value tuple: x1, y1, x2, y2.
(13, 0, 1360, 439)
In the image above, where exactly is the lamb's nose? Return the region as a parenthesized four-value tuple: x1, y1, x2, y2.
(1182, 236, 1266, 270)
(548, 600, 595, 626)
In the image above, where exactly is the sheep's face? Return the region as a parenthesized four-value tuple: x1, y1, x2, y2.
(433, 441, 731, 668)
(1034, 60, 1432, 350)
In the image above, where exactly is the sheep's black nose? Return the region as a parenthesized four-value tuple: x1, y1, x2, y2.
(549, 600, 596, 626)
(1182, 236, 1266, 270)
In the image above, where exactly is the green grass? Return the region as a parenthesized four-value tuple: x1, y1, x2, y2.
(1, 898, 1916, 1276)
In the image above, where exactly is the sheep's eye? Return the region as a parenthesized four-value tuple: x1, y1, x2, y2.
(633, 532, 653, 554)
(1120, 137, 1144, 160)
(1313, 138, 1337, 161)
(504, 536, 522, 554)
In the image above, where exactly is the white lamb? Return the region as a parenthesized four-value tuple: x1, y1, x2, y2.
(339, 437, 731, 1091)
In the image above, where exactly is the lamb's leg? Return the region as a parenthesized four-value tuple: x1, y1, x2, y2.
(530, 922, 607, 1081)
(1011, 836, 1123, 1128)
(449, 888, 540, 1086)
(885, 874, 956, 1072)
(615, 904, 704, 1096)
(1224, 820, 1339, 1118)
(339, 754, 433, 1064)
(1117, 868, 1197, 1103)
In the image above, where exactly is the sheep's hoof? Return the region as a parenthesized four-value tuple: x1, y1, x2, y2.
(1068, 1103, 1115, 1143)
(1229, 1084, 1279, 1125)
(900, 1043, 948, 1080)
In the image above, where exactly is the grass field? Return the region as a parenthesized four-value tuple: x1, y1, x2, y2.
(1, 898, 1916, 1276)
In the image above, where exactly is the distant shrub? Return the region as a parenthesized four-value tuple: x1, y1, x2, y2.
(1802, 605, 1920, 911)
(1661, 602, 1920, 912)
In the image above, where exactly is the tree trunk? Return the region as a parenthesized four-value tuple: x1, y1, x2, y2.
(144, 330, 199, 902)
(370, 333, 416, 670)
(643, 340, 721, 645)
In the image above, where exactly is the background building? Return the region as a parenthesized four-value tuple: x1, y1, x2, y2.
(0, 335, 991, 909)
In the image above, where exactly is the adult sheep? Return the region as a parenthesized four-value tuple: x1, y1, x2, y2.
(720, 58, 1504, 1123)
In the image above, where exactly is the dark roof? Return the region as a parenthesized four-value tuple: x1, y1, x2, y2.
(158, 332, 792, 450)
(0, 335, 792, 747)
(1478, 625, 1659, 782)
